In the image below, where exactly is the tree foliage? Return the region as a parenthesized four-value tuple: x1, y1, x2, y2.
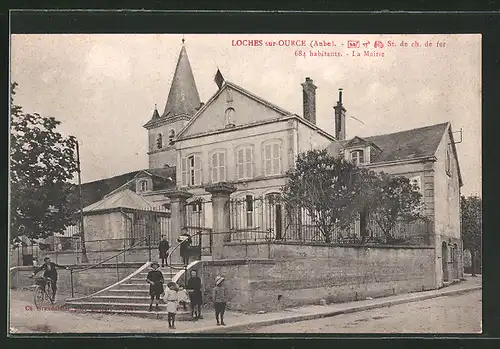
(10, 82, 78, 241)
(461, 195, 482, 274)
(281, 149, 360, 243)
(366, 172, 427, 239)
(282, 149, 426, 243)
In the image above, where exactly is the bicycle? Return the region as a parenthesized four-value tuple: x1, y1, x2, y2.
(29, 275, 54, 309)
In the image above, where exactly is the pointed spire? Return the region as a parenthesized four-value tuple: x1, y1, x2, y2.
(152, 104, 160, 119)
(162, 43, 201, 118)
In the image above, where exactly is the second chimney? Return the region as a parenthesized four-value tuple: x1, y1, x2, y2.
(301, 77, 317, 124)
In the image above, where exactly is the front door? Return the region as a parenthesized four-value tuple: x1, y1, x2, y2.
(442, 242, 449, 282)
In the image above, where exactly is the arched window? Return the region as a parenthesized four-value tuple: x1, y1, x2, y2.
(225, 108, 235, 126)
(168, 129, 175, 145)
(350, 150, 364, 165)
(156, 133, 163, 149)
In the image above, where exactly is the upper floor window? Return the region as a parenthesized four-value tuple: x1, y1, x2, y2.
(263, 141, 282, 176)
(225, 108, 235, 126)
(350, 150, 364, 165)
(181, 154, 202, 186)
(156, 133, 163, 149)
(139, 180, 148, 192)
(236, 146, 253, 180)
(168, 129, 175, 145)
(445, 145, 451, 176)
(410, 175, 422, 194)
(210, 151, 226, 183)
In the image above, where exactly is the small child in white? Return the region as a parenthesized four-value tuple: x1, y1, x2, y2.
(177, 285, 190, 311)
(164, 281, 178, 329)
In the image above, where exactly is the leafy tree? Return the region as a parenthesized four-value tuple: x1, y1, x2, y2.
(10, 82, 79, 242)
(281, 149, 360, 243)
(461, 195, 482, 276)
(366, 172, 426, 242)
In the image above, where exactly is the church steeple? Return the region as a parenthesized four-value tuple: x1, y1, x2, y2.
(162, 40, 201, 118)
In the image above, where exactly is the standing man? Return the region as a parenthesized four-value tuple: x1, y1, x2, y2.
(186, 269, 203, 320)
(31, 257, 67, 302)
(178, 228, 191, 266)
(158, 236, 170, 267)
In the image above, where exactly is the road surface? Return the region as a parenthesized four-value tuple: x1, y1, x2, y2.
(242, 290, 482, 333)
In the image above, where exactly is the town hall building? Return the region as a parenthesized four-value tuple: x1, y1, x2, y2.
(72, 40, 464, 288)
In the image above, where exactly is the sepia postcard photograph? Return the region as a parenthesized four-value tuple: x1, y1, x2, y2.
(9, 30, 482, 335)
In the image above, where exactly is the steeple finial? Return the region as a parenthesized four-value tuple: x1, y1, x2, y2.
(182, 35, 185, 44)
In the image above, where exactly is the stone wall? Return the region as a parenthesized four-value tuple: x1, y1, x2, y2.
(37, 247, 153, 265)
(200, 243, 435, 312)
(10, 263, 143, 298)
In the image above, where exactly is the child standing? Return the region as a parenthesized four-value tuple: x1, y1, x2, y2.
(213, 276, 229, 326)
(146, 261, 164, 312)
(165, 281, 178, 329)
(177, 285, 190, 311)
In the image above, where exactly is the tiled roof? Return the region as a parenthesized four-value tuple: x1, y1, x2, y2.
(161, 45, 201, 118)
(83, 189, 158, 213)
(364, 122, 448, 163)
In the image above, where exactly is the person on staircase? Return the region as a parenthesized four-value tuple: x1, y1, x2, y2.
(186, 269, 203, 320)
(178, 228, 192, 266)
(146, 261, 164, 312)
(165, 281, 179, 329)
(159, 236, 170, 267)
(213, 275, 228, 326)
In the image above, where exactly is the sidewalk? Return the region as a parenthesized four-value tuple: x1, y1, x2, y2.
(9, 276, 481, 334)
(177, 276, 482, 333)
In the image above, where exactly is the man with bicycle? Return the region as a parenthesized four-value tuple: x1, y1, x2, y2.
(30, 257, 67, 302)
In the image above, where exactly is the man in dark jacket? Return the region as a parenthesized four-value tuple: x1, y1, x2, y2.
(158, 236, 170, 267)
(178, 229, 192, 266)
(31, 257, 67, 302)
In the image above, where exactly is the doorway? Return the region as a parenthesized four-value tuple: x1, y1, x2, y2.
(442, 241, 449, 282)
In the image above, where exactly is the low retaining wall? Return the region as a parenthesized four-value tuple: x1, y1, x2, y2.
(201, 242, 436, 313)
(10, 263, 143, 298)
(37, 248, 153, 265)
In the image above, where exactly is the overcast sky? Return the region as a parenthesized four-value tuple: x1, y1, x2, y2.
(10, 34, 481, 196)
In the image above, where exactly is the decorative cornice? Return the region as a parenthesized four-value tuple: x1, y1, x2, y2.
(143, 114, 192, 130)
(205, 182, 237, 195)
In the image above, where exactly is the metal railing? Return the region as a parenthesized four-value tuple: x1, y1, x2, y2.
(69, 236, 152, 298)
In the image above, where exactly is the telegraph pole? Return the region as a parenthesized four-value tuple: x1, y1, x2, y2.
(76, 140, 88, 263)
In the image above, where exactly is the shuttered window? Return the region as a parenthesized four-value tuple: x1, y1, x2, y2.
(181, 154, 202, 186)
(211, 151, 226, 183)
(263, 142, 282, 176)
(236, 146, 253, 179)
(410, 175, 422, 195)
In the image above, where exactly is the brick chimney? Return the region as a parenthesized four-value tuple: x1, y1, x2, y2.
(333, 88, 346, 140)
(301, 77, 317, 124)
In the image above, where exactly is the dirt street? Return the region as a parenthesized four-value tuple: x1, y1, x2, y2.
(243, 290, 482, 333)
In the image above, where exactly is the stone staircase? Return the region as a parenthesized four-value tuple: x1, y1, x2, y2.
(65, 263, 193, 319)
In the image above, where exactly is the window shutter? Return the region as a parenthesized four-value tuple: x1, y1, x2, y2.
(245, 147, 253, 178)
(237, 148, 244, 179)
(194, 155, 202, 185)
(219, 152, 226, 182)
(272, 143, 280, 174)
(181, 157, 187, 186)
(211, 153, 218, 182)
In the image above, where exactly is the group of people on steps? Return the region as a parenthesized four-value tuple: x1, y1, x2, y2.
(146, 263, 228, 328)
(147, 233, 229, 329)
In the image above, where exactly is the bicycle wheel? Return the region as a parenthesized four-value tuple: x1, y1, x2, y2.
(33, 286, 45, 309)
(45, 285, 54, 304)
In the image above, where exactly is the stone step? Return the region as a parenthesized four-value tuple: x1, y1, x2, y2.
(84, 296, 161, 304)
(65, 301, 192, 314)
(105, 289, 151, 297)
(117, 283, 152, 290)
(63, 307, 193, 320)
